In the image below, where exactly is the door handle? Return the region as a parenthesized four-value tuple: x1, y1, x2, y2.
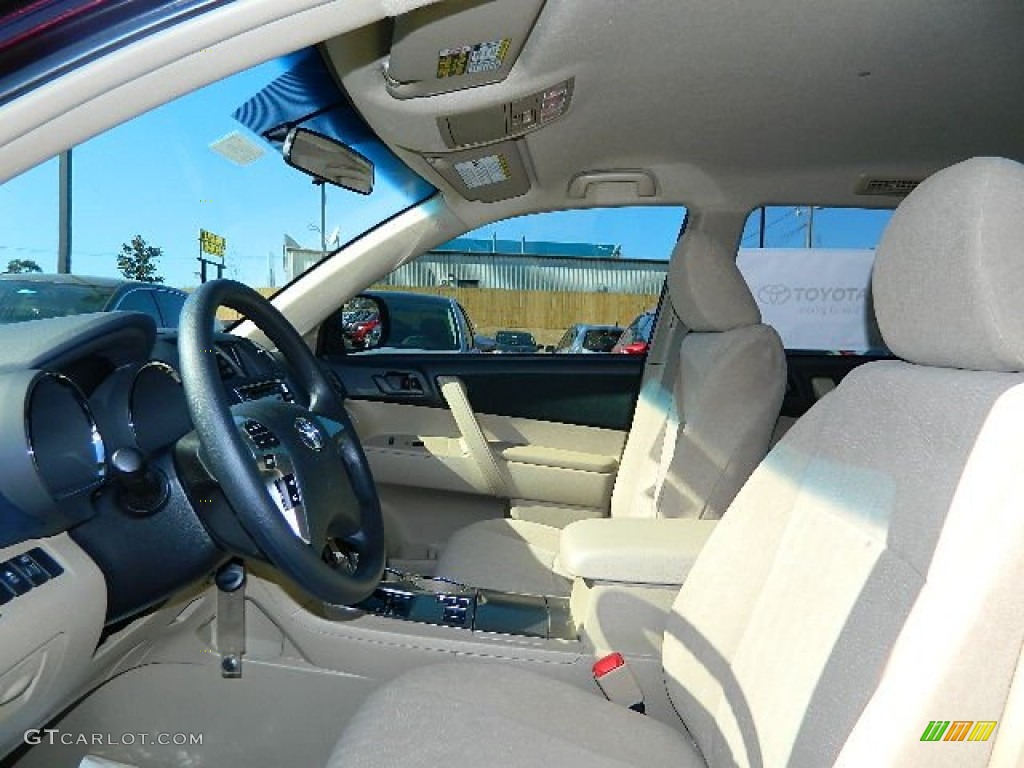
(373, 371, 426, 397)
(437, 375, 511, 497)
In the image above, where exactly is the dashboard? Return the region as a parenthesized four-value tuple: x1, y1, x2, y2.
(0, 311, 312, 757)
(0, 311, 297, 620)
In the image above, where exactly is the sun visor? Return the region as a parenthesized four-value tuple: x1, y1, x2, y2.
(425, 140, 530, 202)
(385, 0, 545, 99)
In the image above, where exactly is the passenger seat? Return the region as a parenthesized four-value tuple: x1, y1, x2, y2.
(434, 233, 787, 595)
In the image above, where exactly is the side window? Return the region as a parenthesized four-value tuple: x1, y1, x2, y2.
(365, 206, 685, 356)
(153, 290, 187, 329)
(738, 206, 893, 354)
(114, 289, 162, 325)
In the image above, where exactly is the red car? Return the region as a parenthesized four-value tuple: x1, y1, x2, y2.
(611, 309, 656, 354)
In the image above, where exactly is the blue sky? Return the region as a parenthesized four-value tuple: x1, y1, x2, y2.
(0, 52, 893, 289)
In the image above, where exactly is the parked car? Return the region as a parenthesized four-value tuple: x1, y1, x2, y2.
(0, 273, 188, 328)
(493, 330, 539, 354)
(552, 323, 624, 354)
(611, 309, 656, 354)
(345, 316, 380, 349)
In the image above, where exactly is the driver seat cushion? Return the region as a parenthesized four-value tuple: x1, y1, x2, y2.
(436, 518, 572, 596)
(325, 662, 705, 768)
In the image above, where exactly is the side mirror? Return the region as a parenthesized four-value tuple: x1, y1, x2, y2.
(321, 295, 385, 356)
(544, 345, 555, 353)
(283, 127, 374, 195)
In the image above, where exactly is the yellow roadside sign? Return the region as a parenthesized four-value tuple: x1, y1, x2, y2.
(199, 229, 226, 258)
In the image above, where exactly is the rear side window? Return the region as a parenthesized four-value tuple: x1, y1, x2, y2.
(153, 290, 186, 328)
(582, 328, 623, 352)
(739, 207, 893, 354)
(114, 289, 162, 326)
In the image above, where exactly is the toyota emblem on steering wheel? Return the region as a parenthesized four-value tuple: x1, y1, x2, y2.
(294, 417, 324, 451)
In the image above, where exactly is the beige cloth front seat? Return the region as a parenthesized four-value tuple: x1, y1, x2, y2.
(328, 157, 1024, 768)
(435, 239, 787, 595)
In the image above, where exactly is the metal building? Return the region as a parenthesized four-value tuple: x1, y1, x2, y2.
(283, 237, 669, 294)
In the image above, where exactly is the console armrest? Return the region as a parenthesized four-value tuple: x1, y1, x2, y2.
(559, 518, 718, 585)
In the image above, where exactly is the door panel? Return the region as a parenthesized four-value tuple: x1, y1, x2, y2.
(335, 353, 644, 431)
(348, 399, 625, 504)
(328, 353, 642, 572)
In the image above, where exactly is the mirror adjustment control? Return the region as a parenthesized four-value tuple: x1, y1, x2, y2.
(0, 561, 32, 596)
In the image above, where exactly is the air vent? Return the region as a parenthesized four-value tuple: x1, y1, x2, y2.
(855, 176, 921, 197)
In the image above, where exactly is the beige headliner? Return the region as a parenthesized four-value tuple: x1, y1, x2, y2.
(328, 0, 1024, 224)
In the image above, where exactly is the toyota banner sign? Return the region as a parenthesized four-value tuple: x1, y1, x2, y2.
(736, 249, 881, 352)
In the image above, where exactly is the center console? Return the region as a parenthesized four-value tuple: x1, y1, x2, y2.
(357, 578, 577, 641)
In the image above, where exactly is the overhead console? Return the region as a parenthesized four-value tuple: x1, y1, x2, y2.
(385, 0, 545, 99)
(363, 0, 567, 203)
(438, 77, 573, 148)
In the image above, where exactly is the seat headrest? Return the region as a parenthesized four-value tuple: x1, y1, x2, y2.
(873, 157, 1024, 371)
(668, 231, 761, 332)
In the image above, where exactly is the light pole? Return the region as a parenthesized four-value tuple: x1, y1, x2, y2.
(57, 150, 72, 273)
(314, 179, 326, 256)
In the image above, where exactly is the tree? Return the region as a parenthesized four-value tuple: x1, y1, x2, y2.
(118, 235, 164, 283)
(4, 258, 42, 274)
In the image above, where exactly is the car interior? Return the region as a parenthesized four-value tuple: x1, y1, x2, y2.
(0, 1, 1022, 767)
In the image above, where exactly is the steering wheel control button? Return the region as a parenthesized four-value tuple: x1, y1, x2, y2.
(263, 454, 278, 470)
(294, 416, 324, 451)
(0, 562, 32, 596)
(243, 420, 280, 448)
(283, 474, 302, 506)
(11, 554, 49, 586)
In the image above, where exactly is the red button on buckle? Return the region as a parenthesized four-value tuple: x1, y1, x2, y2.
(592, 652, 625, 678)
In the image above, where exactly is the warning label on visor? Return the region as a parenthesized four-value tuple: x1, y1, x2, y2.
(437, 39, 511, 78)
(454, 155, 512, 189)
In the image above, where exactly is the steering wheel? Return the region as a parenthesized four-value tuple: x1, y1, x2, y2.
(178, 280, 384, 605)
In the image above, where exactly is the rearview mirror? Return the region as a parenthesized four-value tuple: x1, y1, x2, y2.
(283, 127, 374, 195)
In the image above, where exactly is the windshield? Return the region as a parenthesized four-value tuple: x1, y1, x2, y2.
(0, 278, 116, 322)
(0, 47, 436, 312)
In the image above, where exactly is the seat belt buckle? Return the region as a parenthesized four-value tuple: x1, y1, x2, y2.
(592, 652, 645, 713)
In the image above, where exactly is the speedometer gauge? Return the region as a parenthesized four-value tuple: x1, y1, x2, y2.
(128, 362, 191, 454)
